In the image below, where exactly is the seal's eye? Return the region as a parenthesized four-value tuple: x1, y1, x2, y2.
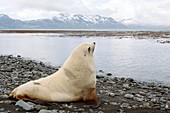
(88, 47, 91, 53)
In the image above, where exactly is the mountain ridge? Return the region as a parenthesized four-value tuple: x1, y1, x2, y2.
(0, 13, 127, 29)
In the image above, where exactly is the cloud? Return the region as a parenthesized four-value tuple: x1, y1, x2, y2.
(0, 0, 170, 26)
(128, 0, 170, 26)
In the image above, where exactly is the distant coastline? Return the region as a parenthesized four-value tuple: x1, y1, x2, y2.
(0, 30, 170, 39)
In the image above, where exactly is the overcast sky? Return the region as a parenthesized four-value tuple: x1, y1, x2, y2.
(0, 0, 170, 27)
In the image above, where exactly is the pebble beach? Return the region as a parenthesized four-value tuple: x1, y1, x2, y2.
(0, 55, 170, 113)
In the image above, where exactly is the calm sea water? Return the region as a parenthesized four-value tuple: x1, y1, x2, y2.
(0, 33, 170, 85)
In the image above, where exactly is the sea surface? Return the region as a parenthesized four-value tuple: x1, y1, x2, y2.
(0, 33, 170, 85)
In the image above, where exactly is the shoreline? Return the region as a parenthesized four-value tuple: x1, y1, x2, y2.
(0, 30, 170, 38)
(0, 55, 170, 113)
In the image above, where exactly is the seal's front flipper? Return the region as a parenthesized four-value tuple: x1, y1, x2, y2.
(84, 88, 100, 108)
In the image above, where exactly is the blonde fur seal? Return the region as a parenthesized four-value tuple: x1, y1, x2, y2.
(9, 42, 99, 106)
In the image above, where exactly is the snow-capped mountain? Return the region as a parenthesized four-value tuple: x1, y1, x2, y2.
(0, 13, 126, 29)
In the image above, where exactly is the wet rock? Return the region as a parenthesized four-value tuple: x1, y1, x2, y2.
(15, 100, 34, 111)
(124, 94, 134, 99)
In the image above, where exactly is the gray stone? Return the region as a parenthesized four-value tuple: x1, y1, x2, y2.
(89, 109, 94, 113)
(165, 101, 170, 110)
(132, 105, 138, 109)
(139, 91, 147, 96)
(123, 83, 130, 89)
(124, 94, 134, 99)
(160, 97, 167, 103)
(58, 110, 66, 113)
(134, 97, 143, 102)
(97, 111, 104, 113)
(0, 94, 8, 99)
(121, 103, 131, 108)
(135, 94, 143, 98)
(143, 102, 150, 108)
(151, 98, 157, 103)
(108, 92, 116, 97)
(3, 100, 13, 104)
(110, 102, 118, 105)
(77, 108, 84, 112)
(150, 98, 158, 103)
(147, 94, 156, 99)
(39, 109, 56, 113)
(15, 100, 34, 111)
(35, 105, 48, 111)
(119, 90, 125, 95)
(0, 108, 5, 112)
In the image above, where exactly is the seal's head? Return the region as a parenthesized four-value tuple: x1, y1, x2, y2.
(72, 42, 96, 57)
(63, 42, 96, 70)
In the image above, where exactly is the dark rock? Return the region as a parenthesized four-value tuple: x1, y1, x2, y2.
(106, 73, 112, 76)
(99, 70, 104, 73)
(17, 55, 21, 58)
(96, 75, 104, 79)
(126, 78, 134, 83)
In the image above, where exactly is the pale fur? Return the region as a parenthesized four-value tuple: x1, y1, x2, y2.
(9, 42, 98, 104)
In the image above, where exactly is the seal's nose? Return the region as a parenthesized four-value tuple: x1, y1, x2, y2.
(93, 42, 96, 45)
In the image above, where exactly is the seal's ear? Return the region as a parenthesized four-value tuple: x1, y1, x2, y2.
(88, 47, 91, 53)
